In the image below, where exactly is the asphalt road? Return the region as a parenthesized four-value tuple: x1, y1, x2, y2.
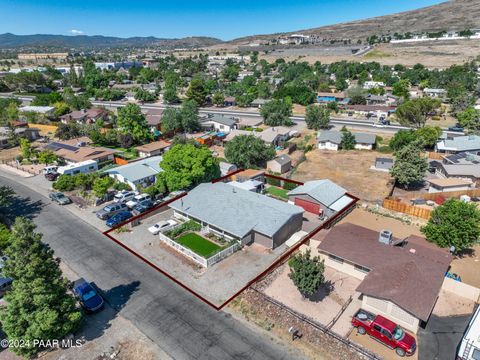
(0, 173, 306, 360)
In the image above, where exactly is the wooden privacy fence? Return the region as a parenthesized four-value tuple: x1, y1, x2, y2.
(427, 151, 444, 160)
(383, 198, 432, 220)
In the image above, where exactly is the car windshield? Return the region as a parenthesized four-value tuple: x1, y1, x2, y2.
(82, 290, 97, 301)
(393, 326, 405, 340)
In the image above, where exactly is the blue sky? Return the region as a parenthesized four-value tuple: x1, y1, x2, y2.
(1, 0, 445, 40)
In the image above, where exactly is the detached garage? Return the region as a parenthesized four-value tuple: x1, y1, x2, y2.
(287, 179, 354, 217)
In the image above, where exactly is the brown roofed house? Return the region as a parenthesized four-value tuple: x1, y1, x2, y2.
(317, 223, 452, 333)
(135, 140, 171, 158)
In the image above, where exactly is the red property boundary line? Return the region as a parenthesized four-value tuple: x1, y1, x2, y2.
(103, 173, 359, 311)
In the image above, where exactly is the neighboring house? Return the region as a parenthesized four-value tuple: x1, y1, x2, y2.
(427, 178, 474, 193)
(106, 156, 163, 191)
(44, 137, 116, 165)
(287, 179, 354, 217)
(343, 105, 395, 118)
(19, 106, 55, 117)
(435, 135, 480, 154)
(267, 154, 292, 174)
(363, 81, 385, 89)
(144, 108, 163, 131)
(225, 127, 292, 147)
(228, 180, 264, 193)
(317, 223, 452, 333)
(200, 114, 238, 134)
(366, 94, 398, 106)
(251, 98, 269, 108)
(423, 88, 447, 99)
(232, 169, 265, 183)
(435, 152, 480, 183)
(238, 117, 263, 129)
(135, 140, 171, 158)
(317, 92, 346, 104)
(374, 157, 394, 171)
(317, 130, 376, 151)
(0, 127, 41, 143)
(169, 182, 304, 249)
(60, 108, 108, 124)
(219, 161, 237, 176)
(223, 96, 236, 106)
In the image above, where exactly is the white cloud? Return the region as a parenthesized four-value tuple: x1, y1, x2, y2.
(69, 29, 84, 35)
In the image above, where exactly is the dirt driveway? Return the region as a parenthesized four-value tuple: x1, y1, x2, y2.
(293, 150, 393, 202)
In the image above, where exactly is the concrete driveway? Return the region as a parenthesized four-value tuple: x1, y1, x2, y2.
(418, 314, 472, 360)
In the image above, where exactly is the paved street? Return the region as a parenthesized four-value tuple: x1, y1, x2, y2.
(0, 171, 306, 360)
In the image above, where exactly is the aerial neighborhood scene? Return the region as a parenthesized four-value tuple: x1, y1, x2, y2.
(1, 0, 480, 359)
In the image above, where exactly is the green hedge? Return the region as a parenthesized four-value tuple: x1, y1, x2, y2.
(283, 181, 298, 191)
(267, 176, 281, 186)
(164, 220, 202, 238)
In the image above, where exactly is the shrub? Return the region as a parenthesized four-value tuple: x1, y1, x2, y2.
(165, 220, 201, 238)
(53, 175, 77, 191)
(266, 176, 281, 186)
(283, 181, 298, 191)
(113, 182, 131, 191)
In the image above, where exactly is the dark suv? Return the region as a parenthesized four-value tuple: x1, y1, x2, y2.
(96, 202, 128, 220)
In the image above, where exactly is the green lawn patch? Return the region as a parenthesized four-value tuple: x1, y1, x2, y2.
(175, 232, 223, 258)
(267, 186, 289, 199)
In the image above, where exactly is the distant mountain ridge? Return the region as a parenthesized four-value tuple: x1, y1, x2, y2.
(0, 33, 223, 50)
(227, 0, 480, 45)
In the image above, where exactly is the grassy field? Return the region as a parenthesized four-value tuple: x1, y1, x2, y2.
(175, 232, 222, 258)
(266, 186, 289, 199)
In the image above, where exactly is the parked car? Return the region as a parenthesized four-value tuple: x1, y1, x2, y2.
(148, 220, 177, 235)
(133, 199, 154, 214)
(43, 165, 58, 174)
(72, 278, 104, 312)
(352, 309, 416, 357)
(44, 172, 59, 181)
(113, 190, 137, 203)
(379, 118, 391, 125)
(49, 192, 72, 205)
(106, 211, 132, 227)
(448, 126, 464, 132)
(96, 202, 128, 220)
(126, 193, 151, 209)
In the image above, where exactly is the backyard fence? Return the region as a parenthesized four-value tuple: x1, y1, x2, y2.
(382, 198, 432, 220)
(158, 229, 241, 268)
(403, 188, 480, 201)
(442, 277, 480, 303)
(250, 288, 383, 360)
(1, 160, 41, 175)
(427, 151, 445, 160)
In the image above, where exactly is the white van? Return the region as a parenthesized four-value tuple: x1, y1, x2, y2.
(458, 306, 480, 359)
(126, 193, 151, 209)
(43, 166, 58, 174)
(113, 190, 137, 203)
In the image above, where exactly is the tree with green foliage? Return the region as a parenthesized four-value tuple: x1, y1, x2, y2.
(457, 107, 480, 133)
(390, 139, 428, 188)
(0, 224, 11, 252)
(305, 105, 330, 130)
(92, 176, 114, 198)
(222, 64, 240, 82)
(5, 102, 19, 122)
(395, 97, 441, 128)
(0, 186, 15, 209)
(161, 107, 182, 133)
(55, 122, 83, 140)
(288, 249, 325, 297)
(225, 135, 275, 168)
(116, 103, 151, 143)
(186, 77, 208, 106)
(159, 144, 220, 191)
(389, 130, 417, 151)
(274, 82, 315, 105)
(180, 100, 200, 133)
(392, 79, 410, 100)
(0, 218, 82, 357)
(212, 92, 225, 107)
(37, 150, 57, 165)
(340, 129, 356, 150)
(134, 88, 157, 102)
(260, 98, 293, 126)
(421, 199, 480, 252)
(19, 138, 33, 160)
(415, 126, 442, 148)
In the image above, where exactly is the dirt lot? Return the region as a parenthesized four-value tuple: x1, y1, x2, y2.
(293, 149, 393, 202)
(449, 244, 480, 288)
(0, 146, 20, 162)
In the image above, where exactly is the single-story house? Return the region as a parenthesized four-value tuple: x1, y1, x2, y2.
(317, 223, 452, 333)
(343, 105, 395, 118)
(227, 180, 264, 193)
(0, 126, 41, 143)
(106, 156, 163, 191)
(232, 169, 265, 183)
(219, 161, 237, 176)
(60, 108, 108, 124)
(224, 96, 236, 106)
(374, 157, 394, 171)
(427, 178, 474, 193)
(135, 140, 171, 158)
(44, 137, 116, 165)
(267, 154, 292, 174)
(366, 94, 398, 106)
(317, 91, 345, 103)
(436, 165, 480, 183)
(317, 130, 376, 151)
(143, 108, 163, 131)
(225, 127, 292, 147)
(251, 98, 269, 108)
(435, 135, 480, 155)
(169, 182, 304, 249)
(19, 106, 55, 117)
(238, 117, 263, 129)
(200, 114, 238, 134)
(287, 179, 354, 217)
(423, 88, 447, 99)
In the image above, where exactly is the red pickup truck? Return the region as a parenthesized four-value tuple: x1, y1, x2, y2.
(352, 309, 416, 357)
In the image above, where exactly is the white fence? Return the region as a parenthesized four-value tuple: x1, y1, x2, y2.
(158, 230, 241, 268)
(442, 277, 480, 303)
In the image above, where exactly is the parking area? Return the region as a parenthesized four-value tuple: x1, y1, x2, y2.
(112, 207, 303, 306)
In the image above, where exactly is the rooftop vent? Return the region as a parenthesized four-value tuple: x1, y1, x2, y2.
(379, 230, 393, 245)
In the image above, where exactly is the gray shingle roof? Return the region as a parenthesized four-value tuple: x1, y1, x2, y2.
(438, 135, 480, 152)
(169, 182, 304, 238)
(106, 156, 163, 183)
(287, 179, 347, 207)
(317, 130, 376, 145)
(273, 154, 291, 166)
(201, 114, 237, 127)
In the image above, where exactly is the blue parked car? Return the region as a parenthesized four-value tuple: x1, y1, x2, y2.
(72, 278, 104, 312)
(106, 211, 132, 227)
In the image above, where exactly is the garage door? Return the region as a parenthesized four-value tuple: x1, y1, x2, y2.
(294, 198, 320, 214)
